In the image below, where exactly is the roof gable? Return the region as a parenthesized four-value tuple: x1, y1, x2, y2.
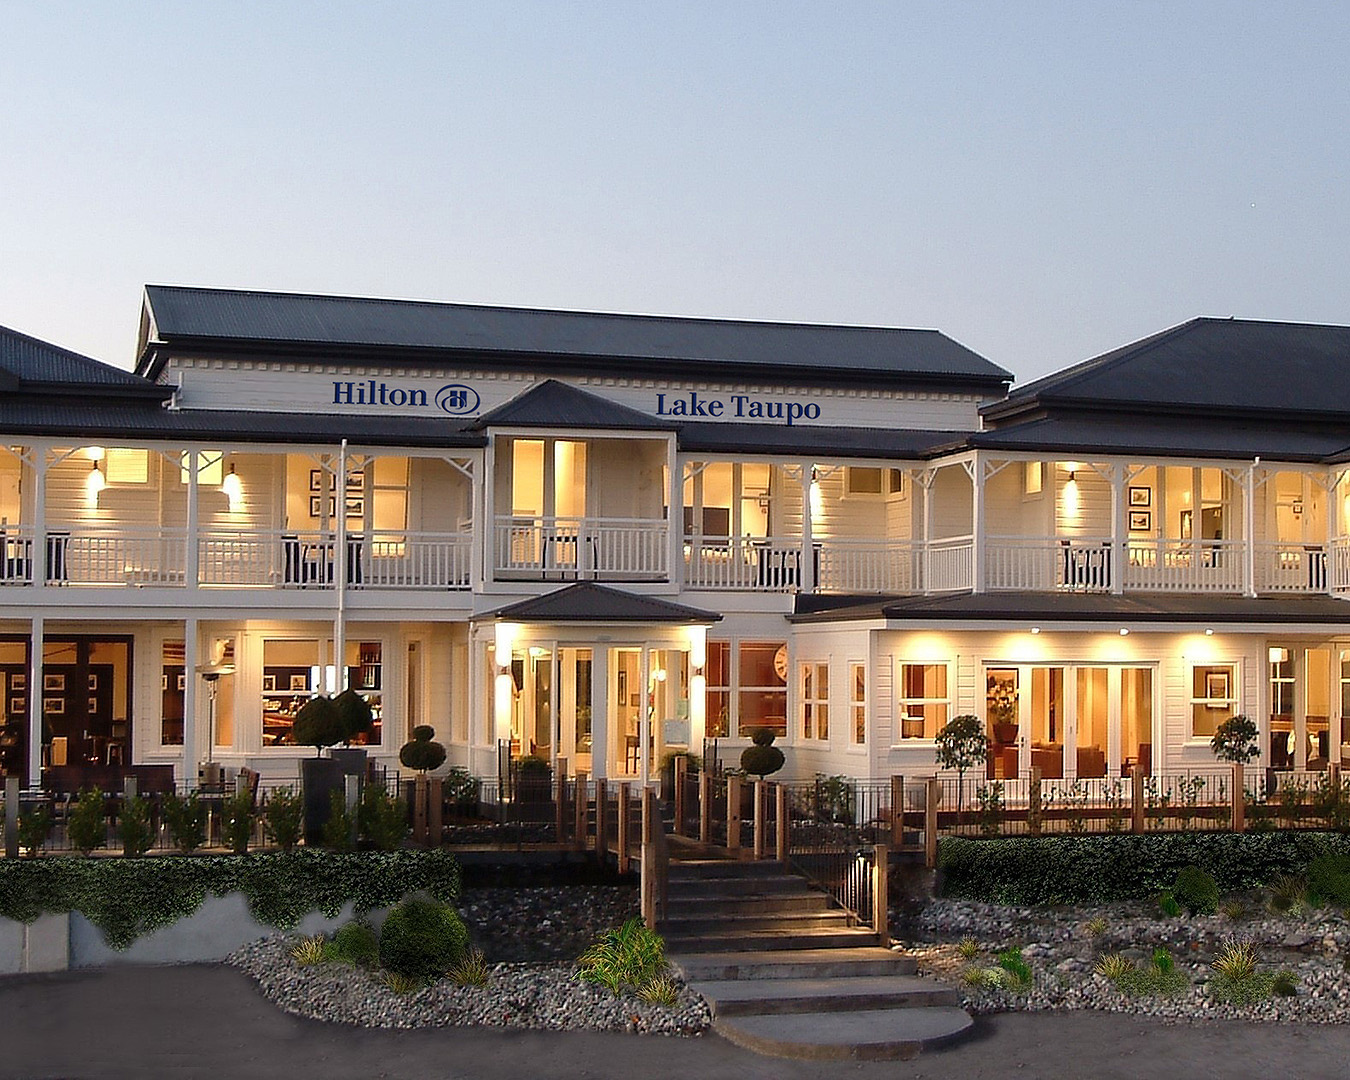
(481, 583, 722, 624)
(472, 380, 674, 431)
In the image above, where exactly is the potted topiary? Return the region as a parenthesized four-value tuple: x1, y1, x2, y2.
(399, 725, 447, 775)
(740, 727, 785, 779)
(293, 695, 345, 844)
(331, 688, 375, 777)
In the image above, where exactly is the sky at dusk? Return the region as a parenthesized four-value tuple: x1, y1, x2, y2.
(2, 1, 1348, 384)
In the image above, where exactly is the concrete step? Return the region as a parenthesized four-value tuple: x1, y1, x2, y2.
(669, 947, 917, 982)
(668, 859, 794, 879)
(662, 926, 880, 952)
(665, 875, 811, 898)
(663, 910, 851, 935)
(714, 1007, 974, 1061)
(665, 892, 830, 916)
(690, 974, 960, 1017)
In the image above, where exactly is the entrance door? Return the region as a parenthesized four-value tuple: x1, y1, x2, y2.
(985, 667, 1020, 780)
(1120, 667, 1154, 776)
(610, 648, 642, 777)
(1074, 668, 1109, 778)
(1029, 667, 1067, 779)
(557, 647, 593, 776)
(1270, 646, 1334, 772)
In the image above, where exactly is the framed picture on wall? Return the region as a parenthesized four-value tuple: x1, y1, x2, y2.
(177, 674, 186, 691)
(43, 674, 64, 691)
(309, 469, 323, 492)
(1206, 671, 1230, 701)
(43, 697, 63, 715)
(11, 673, 24, 691)
(290, 674, 309, 691)
(88, 697, 98, 714)
(344, 496, 364, 517)
(8, 697, 22, 714)
(1128, 486, 1151, 507)
(345, 470, 364, 491)
(1128, 510, 1151, 531)
(88, 674, 98, 691)
(263, 674, 277, 691)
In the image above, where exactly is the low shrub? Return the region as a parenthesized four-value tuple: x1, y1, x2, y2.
(357, 783, 409, 851)
(1273, 969, 1299, 997)
(1269, 872, 1308, 914)
(0, 848, 460, 950)
(1085, 916, 1108, 938)
(1173, 865, 1219, 915)
(325, 920, 379, 966)
(17, 805, 52, 857)
(1306, 853, 1350, 907)
(378, 894, 469, 979)
(938, 832, 1350, 905)
(576, 917, 668, 993)
(637, 973, 681, 1005)
(118, 794, 154, 858)
(222, 789, 256, 855)
(263, 787, 303, 853)
(323, 789, 355, 851)
(67, 789, 107, 856)
(1158, 890, 1182, 918)
(996, 946, 1032, 989)
(161, 791, 207, 854)
(1112, 948, 1190, 998)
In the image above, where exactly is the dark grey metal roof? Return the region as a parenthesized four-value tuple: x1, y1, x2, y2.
(139, 285, 1012, 388)
(479, 582, 722, 624)
(0, 398, 484, 449)
(0, 324, 163, 395)
(988, 318, 1350, 423)
(677, 422, 969, 460)
(791, 590, 1350, 624)
(472, 380, 674, 432)
(969, 415, 1350, 464)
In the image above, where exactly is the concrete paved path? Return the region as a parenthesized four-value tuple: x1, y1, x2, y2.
(1, 965, 1348, 1080)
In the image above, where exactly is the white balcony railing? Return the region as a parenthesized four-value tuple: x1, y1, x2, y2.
(200, 529, 472, 589)
(684, 536, 802, 591)
(48, 527, 188, 586)
(1253, 542, 1328, 594)
(1124, 539, 1244, 593)
(494, 516, 667, 581)
(1332, 539, 1350, 594)
(985, 537, 1113, 592)
(924, 536, 974, 593)
(814, 540, 922, 594)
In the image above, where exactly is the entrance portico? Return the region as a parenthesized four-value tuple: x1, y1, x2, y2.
(477, 583, 721, 782)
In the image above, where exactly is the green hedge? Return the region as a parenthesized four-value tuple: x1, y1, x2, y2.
(938, 832, 1350, 905)
(0, 849, 459, 950)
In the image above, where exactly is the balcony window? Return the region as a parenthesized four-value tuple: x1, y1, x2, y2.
(105, 448, 150, 484)
(845, 467, 883, 497)
(161, 639, 184, 746)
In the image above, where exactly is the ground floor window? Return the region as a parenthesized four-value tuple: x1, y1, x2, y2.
(899, 662, 949, 741)
(738, 641, 787, 738)
(262, 638, 382, 747)
(161, 640, 185, 745)
(1191, 662, 1237, 738)
(849, 662, 866, 745)
(706, 640, 731, 737)
(800, 661, 829, 740)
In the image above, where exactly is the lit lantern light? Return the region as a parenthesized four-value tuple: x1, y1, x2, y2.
(86, 459, 106, 505)
(810, 465, 823, 517)
(221, 462, 244, 512)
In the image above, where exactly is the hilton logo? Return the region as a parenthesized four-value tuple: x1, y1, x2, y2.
(330, 381, 480, 416)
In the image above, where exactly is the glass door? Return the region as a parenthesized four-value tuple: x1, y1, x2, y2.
(1306, 647, 1332, 770)
(1120, 667, 1154, 776)
(1029, 667, 1067, 779)
(609, 647, 642, 777)
(1074, 667, 1109, 778)
(985, 667, 1020, 779)
(557, 647, 592, 776)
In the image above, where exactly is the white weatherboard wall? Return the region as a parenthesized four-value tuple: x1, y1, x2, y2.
(167, 359, 993, 432)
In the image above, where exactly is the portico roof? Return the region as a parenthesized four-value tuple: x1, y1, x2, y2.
(471, 379, 674, 431)
(478, 582, 722, 624)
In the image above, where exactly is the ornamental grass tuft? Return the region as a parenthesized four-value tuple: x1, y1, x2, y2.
(576, 917, 668, 994)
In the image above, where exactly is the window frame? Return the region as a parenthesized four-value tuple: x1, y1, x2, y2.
(800, 660, 830, 742)
(1188, 659, 1240, 741)
(894, 659, 952, 745)
(848, 660, 866, 747)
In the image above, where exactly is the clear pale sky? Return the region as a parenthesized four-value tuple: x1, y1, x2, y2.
(2, 1, 1348, 384)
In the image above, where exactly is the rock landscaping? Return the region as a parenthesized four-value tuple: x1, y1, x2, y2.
(902, 888, 1350, 1023)
(226, 884, 711, 1036)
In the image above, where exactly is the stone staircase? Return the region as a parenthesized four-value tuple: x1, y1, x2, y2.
(663, 853, 971, 1060)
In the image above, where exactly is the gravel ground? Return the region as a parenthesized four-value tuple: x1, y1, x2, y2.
(904, 892, 1350, 1022)
(225, 884, 710, 1037)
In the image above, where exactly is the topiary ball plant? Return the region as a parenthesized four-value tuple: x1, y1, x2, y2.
(293, 695, 345, 756)
(334, 688, 375, 746)
(399, 724, 447, 774)
(740, 727, 785, 778)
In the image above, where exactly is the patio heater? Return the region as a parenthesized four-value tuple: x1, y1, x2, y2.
(196, 662, 235, 789)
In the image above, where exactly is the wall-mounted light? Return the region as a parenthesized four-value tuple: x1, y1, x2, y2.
(1205, 628, 1215, 636)
(221, 461, 244, 511)
(1269, 646, 1290, 664)
(1119, 628, 1130, 636)
(1030, 627, 1041, 635)
(809, 465, 823, 517)
(86, 459, 106, 505)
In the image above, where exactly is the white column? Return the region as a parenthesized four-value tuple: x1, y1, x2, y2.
(25, 615, 42, 788)
(1244, 463, 1257, 597)
(31, 446, 47, 592)
(590, 645, 609, 780)
(185, 448, 200, 589)
(183, 618, 199, 787)
(480, 444, 495, 591)
(971, 458, 986, 594)
(335, 442, 348, 691)
(1111, 464, 1126, 595)
(668, 443, 682, 589)
(921, 470, 934, 595)
(638, 646, 651, 784)
(800, 463, 815, 594)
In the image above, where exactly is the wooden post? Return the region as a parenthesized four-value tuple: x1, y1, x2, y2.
(1131, 765, 1146, 834)
(428, 778, 442, 848)
(640, 786, 655, 927)
(890, 775, 905, 848)
(555, 770, 568, 844)
(727, 774, 742, 853)
(699, 771, 711, 844)
(924, 777, 939, 869)
(750, 780, 765, 859)
(413, 775, 429, 846)
(594, 779, 608, 858)
(873, 843, 889, 944)
(575, 771, 588, 849)
(617, 782, 631, 873)
(1231, 762, 1245, 833)
(1028, 766, 1042, 837)
(4, 775, 18, 858)
(775, 782, 788, 861)
(674, 754, 687, 835)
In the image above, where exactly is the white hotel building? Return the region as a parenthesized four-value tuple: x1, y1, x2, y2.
(1, 286, 1349, 790)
